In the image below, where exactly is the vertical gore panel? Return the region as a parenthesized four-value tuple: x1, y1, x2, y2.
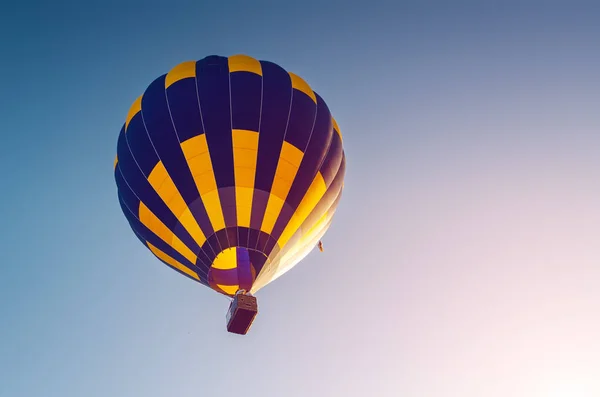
(297, 156, 345, 239)
(215, 228, 231, 252)
(227, 226, 239, 248)
(319, 131, 344, 187)
(124, 113, 157, 177)
(230, 71, 262, 132)
(249, 61, 292, 229)
(141, 75, 215, 239)
(247, 250, 268, 277)
(166, 77, 205, 143)
(118, 195, 205, 279)
(117, 132, 203, 259)
(236, 247, 254, 291)
(196, 56, 237, 230)
(203, 234, 221, 264)
(248, 228, 262, 251)
(270, 94, 334, 241)
(237, 227, 250, 248)
(283, 89, 317, 151)
(256, 231, 270, 253)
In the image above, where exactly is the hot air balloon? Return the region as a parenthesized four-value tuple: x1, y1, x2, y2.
(114, 54, 346, 334)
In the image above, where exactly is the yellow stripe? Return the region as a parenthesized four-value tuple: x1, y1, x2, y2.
(147, 162, 207, 246)
(269, 191, 338, 268)
(181, 135, 226, 231)
(216, 284, 239, 294)
(261, 194, 286, 235)
(232, 129, 259, 227)
(165, 60, 196, 88)
(212, 247, 238, 270)
(147, 242, 200, 281)
(259, 213, 333, 291)
(289, 72, 316, 103)
(125, 96, 142, 131)
(114, 155, 118, 170)
(228, 54, 262, 75)
(301, 211, 329, 245)
(138, 203, 198, 264)
(253, 197, 338, 293)
(332, 117, 342, 142)
(260, 142, 304, 234)
(277, 172, 327, 248)
(278, 217, 333, 277)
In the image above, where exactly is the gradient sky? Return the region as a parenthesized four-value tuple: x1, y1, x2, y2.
(1, 1, 600, 396)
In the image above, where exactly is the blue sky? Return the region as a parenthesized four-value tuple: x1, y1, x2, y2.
(1, 1, 600, 396)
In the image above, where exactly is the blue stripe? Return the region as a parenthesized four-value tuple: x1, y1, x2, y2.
(263, 235, 278, 256)
(236, 247, 254, 291)
(319, 131, 344, 187)
(118, 195, 208, 280)
(114, 124, 126, 184)
(202, 233, 220, 264)
(247, 249, 268, 276)
(299, 154, 345, 234)
(226, 226, 239, 248)
(270, 94, 334, 241)
(247, 228, 261, 250)
(215, 228, 229, 253)
(283, 89, 316, 151)
(125, 113, 158, 177)
(249, 61, 292, 230)
(237, 227, 250, 248)
(230, 71, 262, 132)
(116, 133, 208, 267)
(195, 56, 237, 230)
(141, 75, 216, 241)
(166, 78, 204, 143)
(256, 230, 270, 253)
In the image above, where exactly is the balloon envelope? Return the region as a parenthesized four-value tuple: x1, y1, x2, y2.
(114, 54, 346, 296)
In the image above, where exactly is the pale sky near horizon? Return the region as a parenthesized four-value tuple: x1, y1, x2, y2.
(1, 1, 600, 396)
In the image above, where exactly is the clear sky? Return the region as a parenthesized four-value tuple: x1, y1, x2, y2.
(1, 1, 600, 396)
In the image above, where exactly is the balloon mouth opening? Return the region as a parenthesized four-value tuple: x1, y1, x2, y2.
(207, 247, 268, 296)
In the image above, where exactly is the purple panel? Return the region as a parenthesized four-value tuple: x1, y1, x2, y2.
(247, 249, 268, 275)
(227, 227, 239, 248)
(117, 131, 204, 261)
(230, 71, 262, 132)
(236, 247, 254, 291)
(218, 186, 238, 228)
(255, 231, 270, 252)
(217, 230, 230, 252)
(195, 56, 236, 189)
(295, 156, 345, 238)
(237, 227, 250, 248)
(209, 268, 239, 285)
(263, 236, 278, 256)
(284, 90, 316, 151)
(166, 77, 204, 142)
(203, 233, 222, 263)
(188, 198, 218, 248)
(264, 244, 281, 275)
(250, 61, 291, 228)
(171, 219, 215, 263)
(124, 114, 157, 176)
(247, 228, 262, 251)
(142, 75, 215, 238)
(319, 132, 344, 187)
(249, 189, 270, 230)
(286, 94, 333, 210)
(118, 195, 206, 281)
(269, 94, 334, 241)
